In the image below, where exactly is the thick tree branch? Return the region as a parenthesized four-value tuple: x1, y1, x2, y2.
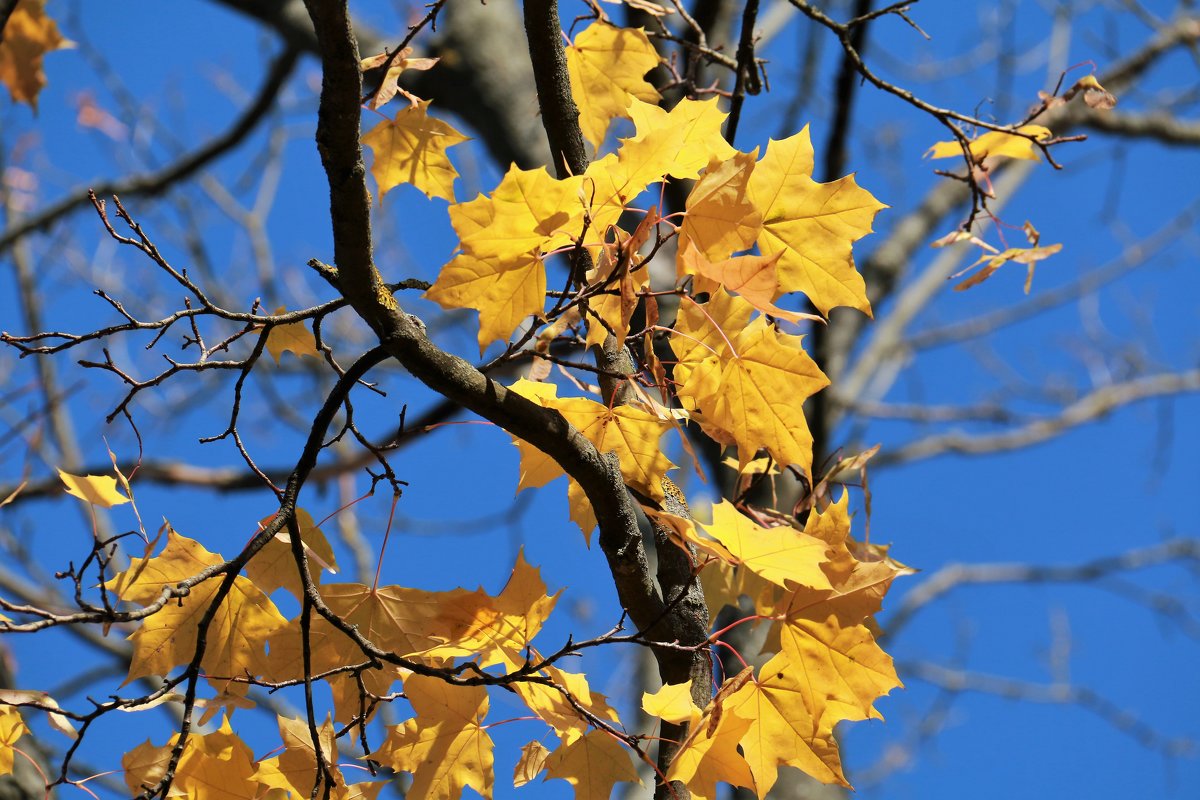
(520, 2, 711, 795)
(298, 0, 668, 642)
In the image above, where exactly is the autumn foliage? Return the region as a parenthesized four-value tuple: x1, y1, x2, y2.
(1, 6, 913, 800)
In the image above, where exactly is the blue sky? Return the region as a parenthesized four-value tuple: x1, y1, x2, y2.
(1, 1, 1197, 798)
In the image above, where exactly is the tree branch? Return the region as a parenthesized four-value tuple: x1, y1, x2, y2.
(0, 46, 300, 255)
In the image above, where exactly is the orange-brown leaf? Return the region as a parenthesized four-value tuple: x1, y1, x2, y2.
(680, 152, 762, 262)
(0, 0, 71, 110)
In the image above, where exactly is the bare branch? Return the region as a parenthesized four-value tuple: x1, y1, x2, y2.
(874, 369, 1200, 466)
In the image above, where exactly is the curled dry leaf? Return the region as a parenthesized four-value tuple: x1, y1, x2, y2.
(360, 47, 440, 109)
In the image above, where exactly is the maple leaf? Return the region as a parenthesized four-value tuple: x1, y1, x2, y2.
(670, 290, 829, 475)
(624, 97, 738, 181)
(0, 0, 72, 110)
(579, 152, 654, 239)
(362, 100, 468, 202)
(680, 151, 762, 262)
(770, 598, 901, 727)
(508, 379, 675, 539)
(266, 580, 477, 720)
(448, 164, 583, 261)
(747, 127, 886, 316)
(926, 124, 1053, 161)
(511, 666, 621, 744)
(565, 23, 661, 149)
(679, 243, 820, 324)
(664, 682, 756, 800)
(262, 307, 320, 364)
(108, 527, 287, 686)
(700, 500, 833, 591)
(372, 675, 494, 800)
(741, 493, 905, 731)
(425, 251, 545, 351)
(123, 717, 259, 800)
(57, 468, 130, 507)
(543, 730, 641, 800)
(723, 651, 849, 793)
(417, 548, 560, 667)
(246, 508, 338, 600)
(253, 715, 381, 800)
(641, 679, 700, 725)
(513, 741, 551, 787)
(0, 705, 26, 776)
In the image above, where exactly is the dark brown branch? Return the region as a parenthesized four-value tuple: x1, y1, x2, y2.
(519, 3, 711, 798)
(522, 0, 589, 177)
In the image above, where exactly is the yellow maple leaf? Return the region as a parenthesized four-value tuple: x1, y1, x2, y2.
(253, 715, 339, 799)
(372, 675, 494, 800)
(580, 152, 652, 240)
(771, 598, 901, 728)
(245, 508, 338, 600)
(624, 97, 738, 180)
(641, 504, 735, 564)
(266, 580, 477, 720)
(425, 251, 545, 352)
(513, 741, 551, 787)
(417, 548, 560, 667)
(566, 23, 661, 149)
(732, 493, 905, 733)
(926, 124, 1053, 161)
(543, 730, 641, 800)
(665, 685, 756, 800)
(747, 127, 885, 316)
(449, 164, 583, 260)
(361, 100, 468, 202)
(671, 290, 829, 475)
(267, 617, 399, 723)
(0, 705, 26, 776)
(678, 242, 819, 324)
(253, 715, 380, 800)
(724, 650, 849, 793)
(575, 99, 735, 243)
(262, 306, 319, 364)
(680, 152, 762, 262)
(700, 500, 832, 591)
(641, 679, 700, 725)
(108, 527, 287, 686)
(511, 665, 621, 744)
(508, 379, 675, 539)
(57, 468, 130, 508)
(123, 717, 259, 800)
(0, 0, 72, 110)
